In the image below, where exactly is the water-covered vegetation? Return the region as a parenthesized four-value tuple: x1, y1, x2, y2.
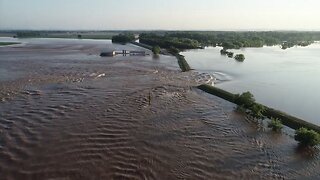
(197, 84, 320, 136)
(220, 49, 236, 59)
(234, 92, 265, 119)
(235, 92, 256, 108)
(268, 118, 284, 132)
(234, 54, 245, 62)
(139, 31, 320, 61)
(152, 46, 161, 55)
(227, 52, 234, 58)
(295, 128, 320, 147)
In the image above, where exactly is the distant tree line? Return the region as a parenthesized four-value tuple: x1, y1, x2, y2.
(139, 33, 201, 51)
(12, 30, 120, 39)
(140, 31, 320, 50)
(112, 34, 136, 44)
(12, 31, 320, 49)
(17, 31, 41, 38)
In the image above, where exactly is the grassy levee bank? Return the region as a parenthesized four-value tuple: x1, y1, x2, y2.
(198, 84, 237, 103)
(263, 107, 320, 133)
(198, 84, 320, 133)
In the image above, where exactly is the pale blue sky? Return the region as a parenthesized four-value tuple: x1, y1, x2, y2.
(1, 0, 320, 30)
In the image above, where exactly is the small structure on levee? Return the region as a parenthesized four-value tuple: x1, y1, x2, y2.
(100, 50, 148, 57)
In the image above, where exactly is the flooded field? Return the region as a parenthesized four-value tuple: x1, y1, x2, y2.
(182, 44, 320, 126)
(0, 38, 319, 179)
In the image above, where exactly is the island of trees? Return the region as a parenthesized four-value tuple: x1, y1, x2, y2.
(234, 54, 245, 62)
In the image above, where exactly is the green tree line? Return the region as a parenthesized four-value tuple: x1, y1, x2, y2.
(139, 33, 201, 50)
(140, 31, 320, 50)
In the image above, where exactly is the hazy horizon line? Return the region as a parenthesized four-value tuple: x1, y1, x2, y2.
(2, 28, 320, 32)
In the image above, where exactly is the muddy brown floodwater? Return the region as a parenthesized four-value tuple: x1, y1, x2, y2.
(0, 38, 319, 180)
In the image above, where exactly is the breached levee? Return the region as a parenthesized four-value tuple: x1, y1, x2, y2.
(176, 54, 192, 72)
(176, 52, 320, 133)
(1, 38, 319, 179)
(198, 84, 320, 133)
(130, 41, 153, 51)
(130, 42, 192, 72)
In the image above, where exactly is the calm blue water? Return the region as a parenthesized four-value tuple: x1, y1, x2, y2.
(182, 44, 320, 126)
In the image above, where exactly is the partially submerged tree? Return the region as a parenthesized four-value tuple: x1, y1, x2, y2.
(294, 128, 320, 147)
(235, 92, 265, 120)
(249, 103, 266, 120)
(268, 118, 283, 132)
(152, 45, 161, 55)
(234, 54, 245, 62)
(227, 52, 234, 58)
(235, 92, 255, 108)
(168, 46, 180, 55)
(220, 49, 228, 55)
(220, 49, 234, 58)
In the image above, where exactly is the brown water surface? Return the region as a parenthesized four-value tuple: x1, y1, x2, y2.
(0, 38, 319, 179)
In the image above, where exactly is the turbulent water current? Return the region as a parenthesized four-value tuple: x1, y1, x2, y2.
(0, 38, 319, 179)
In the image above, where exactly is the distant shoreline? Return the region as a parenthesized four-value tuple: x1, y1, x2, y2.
(0, 42, 21, 46)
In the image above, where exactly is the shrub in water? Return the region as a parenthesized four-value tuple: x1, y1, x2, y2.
(235, 92, 265, 119)
(168, 46, 180, 55)
(234, 54, 245, 62)
(235, 105, 247, 113)
(227, 52, 234, 58)
(152, 45, 161, 55)
(235, 92, 255, 108)
(294, 128, 320, 147)
(220, 49, 228, 55)
(268, 118, 283, 131)
(249, 103, 266, 120)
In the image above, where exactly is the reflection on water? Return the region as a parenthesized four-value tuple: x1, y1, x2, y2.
(0, 38, 319, 179)
(182, 44, 320, 126)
